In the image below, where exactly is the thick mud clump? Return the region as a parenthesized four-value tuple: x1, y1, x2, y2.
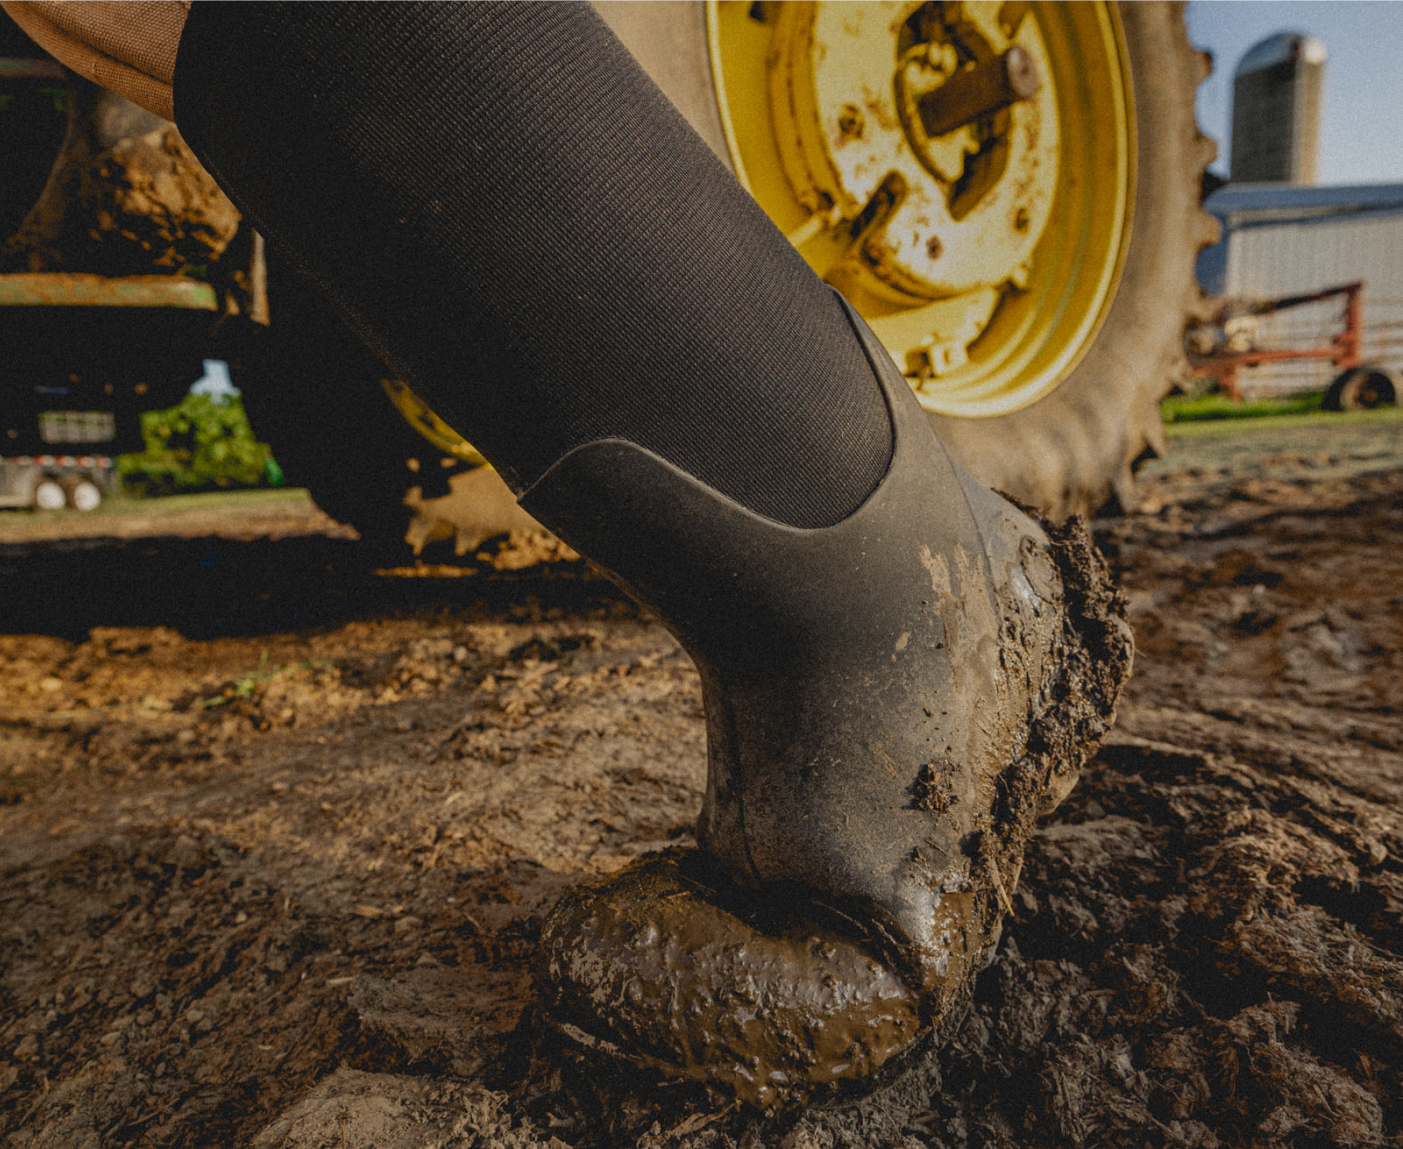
(1023, 510, 1136, 814)
(2, 81, 240, 277)
(541, 849, 922, 1109)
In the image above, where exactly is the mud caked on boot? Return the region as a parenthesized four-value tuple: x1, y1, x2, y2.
(532, 301, 1133, 1108)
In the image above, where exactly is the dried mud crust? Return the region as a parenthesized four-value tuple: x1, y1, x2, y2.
(1021, 510, 1135, 816)
(2, 464, 1403, 1148)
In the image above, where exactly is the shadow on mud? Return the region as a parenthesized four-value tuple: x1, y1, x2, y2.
(0, 534, 623, 640)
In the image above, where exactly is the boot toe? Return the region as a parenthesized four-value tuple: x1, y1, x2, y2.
(540, 848, 925, 1109)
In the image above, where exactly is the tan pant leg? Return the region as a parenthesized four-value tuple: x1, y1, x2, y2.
(1, 1, 189, 120)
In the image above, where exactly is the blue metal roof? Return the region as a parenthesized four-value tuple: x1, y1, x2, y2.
(1206, 183, 1403, 221)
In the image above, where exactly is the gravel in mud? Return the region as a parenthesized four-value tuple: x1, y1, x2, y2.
(3, 446, 1403, 1148)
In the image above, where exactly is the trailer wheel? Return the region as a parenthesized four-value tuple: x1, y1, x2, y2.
(32, 477, 66, 512)
(66, 476, 103, 512)
(1323, 366, 1398, 412)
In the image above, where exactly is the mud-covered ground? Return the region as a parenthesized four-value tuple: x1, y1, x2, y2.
(3, 424, 1403, 1148)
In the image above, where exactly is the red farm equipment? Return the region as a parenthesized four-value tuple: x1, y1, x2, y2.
(1186, 281, 1398, 411)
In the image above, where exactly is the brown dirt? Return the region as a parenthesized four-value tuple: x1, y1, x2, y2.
(3, 448, 1403, 1148)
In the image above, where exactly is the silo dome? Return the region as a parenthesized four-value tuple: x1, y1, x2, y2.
(1236, 32, 1328, 77)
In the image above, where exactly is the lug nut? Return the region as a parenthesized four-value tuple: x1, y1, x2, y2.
(837, 103, 866, 139)
(918, 45, 1041, 137)
(925, 41, 958, 74)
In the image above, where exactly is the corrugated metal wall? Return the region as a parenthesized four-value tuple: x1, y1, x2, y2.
(1223, 210, 1403, 397)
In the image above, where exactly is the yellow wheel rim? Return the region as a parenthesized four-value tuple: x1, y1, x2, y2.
(708, 0, 1134, 418)
(379, 378, 486, 467)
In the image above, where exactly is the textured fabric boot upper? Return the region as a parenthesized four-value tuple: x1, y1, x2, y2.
(168, 1, 894, 529)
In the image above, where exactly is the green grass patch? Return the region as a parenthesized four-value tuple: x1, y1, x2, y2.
(1165, 403, 1403, 439)
(111, 487, 314, 514)
(1162, 391, 1326, 424)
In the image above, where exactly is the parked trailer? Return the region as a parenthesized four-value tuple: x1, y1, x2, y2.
(0, 452, 113, 511)
(0, 272, 253, 514)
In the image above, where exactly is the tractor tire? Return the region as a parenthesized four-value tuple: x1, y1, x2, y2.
(598, 1, 1217, 520)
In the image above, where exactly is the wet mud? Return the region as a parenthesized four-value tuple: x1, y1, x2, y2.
(3, 83, 239, 277)
(3, 458, 1403, 1147)
(541, 850, 921, 1110)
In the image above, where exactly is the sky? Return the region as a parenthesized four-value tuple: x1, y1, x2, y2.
(1186, 1, 1403, 187)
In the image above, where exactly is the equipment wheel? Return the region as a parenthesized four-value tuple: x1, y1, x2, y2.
(66, 476, 103, 512)
(32, 476, 65, 511)
(681, 0, 1218, 517)
(230, 260, 542, 557)
(229, 264, 432, 551)
(1324, 366, 1398, 411)
(930, 2, 1218, 515)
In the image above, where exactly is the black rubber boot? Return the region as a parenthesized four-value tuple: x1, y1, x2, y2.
(529, 299, 1132, 1106)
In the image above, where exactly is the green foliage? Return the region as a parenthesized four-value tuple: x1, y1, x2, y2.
(118, 391, 283, 496)
(1162, 390, 1326, 424)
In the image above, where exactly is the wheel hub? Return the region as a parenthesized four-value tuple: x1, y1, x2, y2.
(710, 0, 1134, 417)
(771, 2, 1056, 313)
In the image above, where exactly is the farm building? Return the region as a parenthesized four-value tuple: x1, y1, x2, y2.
(1196, 182, 1403, 397)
